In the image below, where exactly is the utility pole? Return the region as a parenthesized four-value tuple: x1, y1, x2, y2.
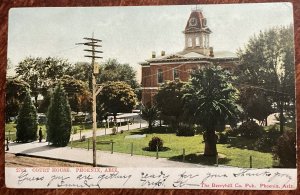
(76, 35, 103, 167)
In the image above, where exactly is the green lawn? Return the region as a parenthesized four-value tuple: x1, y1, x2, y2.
(70, 128, 274, 168)
(5, 122, 91, 141)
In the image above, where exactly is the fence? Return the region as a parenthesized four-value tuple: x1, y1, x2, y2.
(69, 138, 259, 168)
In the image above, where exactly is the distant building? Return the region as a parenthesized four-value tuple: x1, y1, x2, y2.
(140, 9, 238, 106)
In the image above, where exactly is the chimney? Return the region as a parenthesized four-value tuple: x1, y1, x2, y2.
(209, 47, 214, 57)
(161, 51, 165, 56)
(152, 51, 156, 58)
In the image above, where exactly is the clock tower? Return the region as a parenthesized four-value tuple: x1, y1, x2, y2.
(183, 9, 212, 56)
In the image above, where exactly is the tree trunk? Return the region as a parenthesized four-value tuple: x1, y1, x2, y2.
(279, 102, 284, 133)
(148, 119, 152, 131)
(204, 130, 218, 156)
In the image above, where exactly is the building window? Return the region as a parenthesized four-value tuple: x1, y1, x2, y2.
(188, 38, 192, 47)
(196, 37, 200, 46)
(157, 69, 163, 84)
(173, 68, 179, 80)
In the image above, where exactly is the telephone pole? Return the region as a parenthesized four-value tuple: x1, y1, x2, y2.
(76, 35, 103, 167)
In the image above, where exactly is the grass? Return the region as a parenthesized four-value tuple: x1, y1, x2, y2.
(70, 127, 274, 168)
(5, 122, 92, 141)
(5, 122, 47, 141)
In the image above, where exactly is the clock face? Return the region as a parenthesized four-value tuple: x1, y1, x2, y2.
(189, 17, 197, 26)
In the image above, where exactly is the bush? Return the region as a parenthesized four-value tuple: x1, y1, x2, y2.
(225, 128, 239, 137)
(273, 130, 296, 168)
(238, 120, 264, 138)
(194, 125, 205, 134)
(218, 132, 228, 144)
(254, 126, 281, 152)
(176, 124, 195, 136)
(148, 136, 164, 151)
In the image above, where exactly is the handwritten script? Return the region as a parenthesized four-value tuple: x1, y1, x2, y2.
(9, 167, 295, 189)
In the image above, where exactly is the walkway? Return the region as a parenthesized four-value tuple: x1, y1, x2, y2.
(6, 141, 208, 168)
(71, 119, 147, 141)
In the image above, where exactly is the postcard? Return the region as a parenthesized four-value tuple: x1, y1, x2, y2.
(5, 3, 297, 190)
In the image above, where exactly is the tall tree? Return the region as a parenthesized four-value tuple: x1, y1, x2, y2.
(97, 81, 137, 122)
(66, 62, 92, 89)
(155, 80, 185, 130)
(237, 25, 295, 132)
(238, 87, 274, 125)
(16, 90, 38, 142)
(47, 84, 72, 146)
(98, 58, 140, 89)
(5, 78, 30, 122)
(183, 66, 239, 156)
(16, 57, 72, 103)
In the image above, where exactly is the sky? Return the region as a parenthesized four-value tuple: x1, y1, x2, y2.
(7, 3, 293, 79)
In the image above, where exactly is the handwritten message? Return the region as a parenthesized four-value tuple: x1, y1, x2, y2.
(6, 167, 297, 190)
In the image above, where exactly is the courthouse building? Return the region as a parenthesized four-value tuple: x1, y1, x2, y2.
(140, 9, 238, 106)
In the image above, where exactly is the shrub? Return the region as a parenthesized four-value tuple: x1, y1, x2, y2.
(148, 136, 164, 151)
(273, 130, 296, 168)
(194, 125, 205, 134)
(254, 126, 281, 152)
(238, 120, 264, 138)
(225, 128, 239, 137)
(16, 91, 38, 142)
(176, 124, 195, 136)
(218, 132, 228, 144)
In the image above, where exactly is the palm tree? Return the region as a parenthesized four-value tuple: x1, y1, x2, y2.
(183, 66, 239, 156)
(140, 105, 159, 131)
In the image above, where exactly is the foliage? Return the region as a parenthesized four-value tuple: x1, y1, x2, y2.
(236, 26, 295, 132)
(254, 126, 281, 152)
(218, 132, 228, 144)
(56, 75, 91, 113)
(140, 105, 159, 131)
(182, 66, 239, 156)
(148, 136, 164, 151)
(47, 84, 72, 146)
(225, 128, 239, 137)
(273, 130, 296, 168)
(155, 80, 185, 130)
(16, 57, 72, 102)
(5, 78, 30, 122)
(238, 120, 264, 138)
(98, 58, 140, 90)
(97, 81, 137, 121)
(66, 62, 92, 89)
(16, 90, 38, 142)
(238, 87, 274, 124)
(176, 124, 195, 136)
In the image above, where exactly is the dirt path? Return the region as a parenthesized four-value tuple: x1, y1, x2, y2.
(5, 153, 90, 167)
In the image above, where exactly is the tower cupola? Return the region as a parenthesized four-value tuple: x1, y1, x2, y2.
(183, 9, 212, 56)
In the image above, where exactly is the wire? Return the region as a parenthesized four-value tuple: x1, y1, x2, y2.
(140, 63, 293, 96)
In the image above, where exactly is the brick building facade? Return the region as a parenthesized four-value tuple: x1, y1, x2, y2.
(140, 9, 238, 106)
